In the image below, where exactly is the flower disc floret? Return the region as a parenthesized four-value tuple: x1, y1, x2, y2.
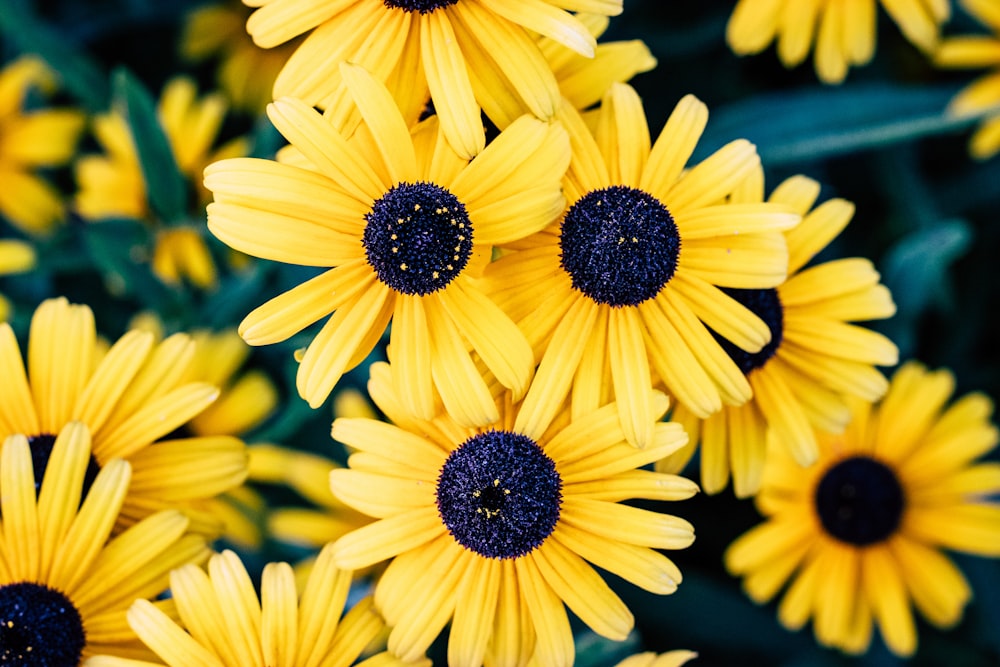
(383, 0, 458, 12)
(713, 287, 784, 374)
(815, 455, 905, 546)
(559, 185, 680, 307)
(363, 181, 473, 296)
(0, 582, 86, 666)
(436, 430, 562, 559)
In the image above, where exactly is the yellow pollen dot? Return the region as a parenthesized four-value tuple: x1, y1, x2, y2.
(458, 235, 465, 241)
(447, 264, 454, 270)
(451, 219, 457, 225)
(432, 271, 440, 279)
(493, 478, 500, 486)
(392, 247, 398, 253)
(400, 263, 408, 270)
(390, 234, 397, 240)
(397, 218, 404, 224)
(459, 223, 465, 229)
(618, 236, 625, 244)
(414, 204, 421, 211)
(632, 237, 638, 243)
(473, 490, 481, 498)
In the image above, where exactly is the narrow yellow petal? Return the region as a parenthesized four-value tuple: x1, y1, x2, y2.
(340, 62, 418, 183)
(297, 284, 394, 408)
(332, 508, 445, 570)
(514, 555, 574, 667)
(596, 83, 650, 185)
(96, 383, 220, 461)
(425, 292, 499, 427)
(448, 557, 501, 667)
(533, 539, 633, 640)
(438, 281, 534, 401)
(127, 599, 225, 667)
(421, 12, 484, 159)
(553, 524, 682, 594)
(1, 435, 40, 582)
(261, 562, 298, 667)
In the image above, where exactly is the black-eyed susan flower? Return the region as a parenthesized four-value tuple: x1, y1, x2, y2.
(935, 0, 1000, 159)
(0, 56, 85, 235)
(477, 12, 656, 131)
(0, 421, 210, 662)
(245, 0, 621, 158)
(328, 361, 697, 667)
(725, 361, 1000, 657)
(0, 297, 248, 537)
(613, 650, 698, 667)
(74, 76, 249, 289)
(658, 171, 898, 497)
(206, 63, 569, 423)
(180, 0, 302, 115)
(727, 0, 948, 84)
(84, 547, 426, 667)
(0, 238, 34, 321)
(481, 85, 799, 447)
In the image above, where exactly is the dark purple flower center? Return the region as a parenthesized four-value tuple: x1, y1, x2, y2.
(436, 430, 562, 559)
(363, 181, 473, 295)
(560, 186, 680, 307)
(815, 455, 905, 546)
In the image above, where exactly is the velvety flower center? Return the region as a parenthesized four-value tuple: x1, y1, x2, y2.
(436, 430, 562, 559)
(0, 582, 86, 666)
(383, 0, 458, 13)
(712, 288, 784, 374)
(560, 185, 680, 307)
(363, 181, 473, 296)
(27, 434, 101, 500)
(815, 455, 905, 546)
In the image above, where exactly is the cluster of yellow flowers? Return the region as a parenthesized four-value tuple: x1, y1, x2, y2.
(0, 1, 999, 666)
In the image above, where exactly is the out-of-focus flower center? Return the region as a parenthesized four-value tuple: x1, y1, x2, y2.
(713, 288, 784, 374)
(27, 434, 101, 501)
(560, 185, 680, 307)
(0, 582, 86, 666)
(363, 181, 473, 296)
(815, 455, 905, 546)
(436, 430, 562, 559)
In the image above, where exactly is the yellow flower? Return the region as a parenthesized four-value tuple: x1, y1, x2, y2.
(481, 85, 798, 448)
(0, 422, 210, 662)
(727, 0, 949, 84)
(480, 12, 657, 131)
(84, 547, 426, 667)
(613, 650, 699, 667)
(0, 297, 248, 537)
(329, 362, 697, 667)
(0, 238, 34, 321)
(934, 0, 1000, 159)
(0, 56, 85, 235)
(206, 63, 569, 420)
(726, 361, 1000, 656)
(180, 0, 301, 115)
(245, 0, 622, 158)
(658, 170, 898, 497)
(74, 76, 249, 289)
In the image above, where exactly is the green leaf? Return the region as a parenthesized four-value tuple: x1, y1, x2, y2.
(703, 84, 987, 166)
(81, 218, 184, 313)
(111, 68, 188, 225)
(0, 1, 109, 112)
(878, 219, 973, 357)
